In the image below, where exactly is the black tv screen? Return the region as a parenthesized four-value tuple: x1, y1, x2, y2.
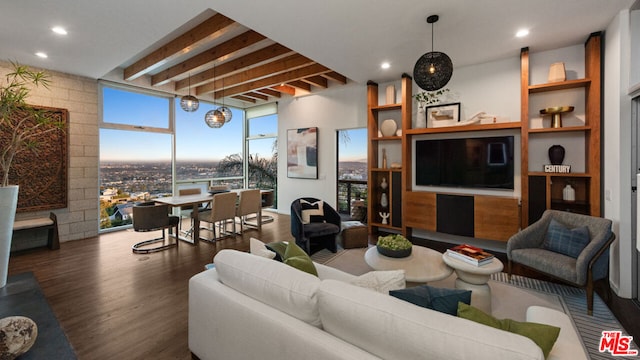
(415, 136, 514, 190)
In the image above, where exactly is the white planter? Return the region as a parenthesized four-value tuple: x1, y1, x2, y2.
(0, 185, 19, 288)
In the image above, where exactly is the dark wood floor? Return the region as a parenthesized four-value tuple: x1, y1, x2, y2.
(7, 213, 640, 359)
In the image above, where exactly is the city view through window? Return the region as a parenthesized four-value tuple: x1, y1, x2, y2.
(337, 128, 368, 218)
(99, 86, 277, 230)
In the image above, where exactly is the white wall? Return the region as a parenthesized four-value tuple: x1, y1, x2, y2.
(605, 9, 634, 298)
(277, 82, 367, 211)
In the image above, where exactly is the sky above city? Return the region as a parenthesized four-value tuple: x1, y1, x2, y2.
(100, 86, 366, 162)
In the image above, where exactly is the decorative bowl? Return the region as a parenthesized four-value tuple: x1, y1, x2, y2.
(377, 245, 412, 258)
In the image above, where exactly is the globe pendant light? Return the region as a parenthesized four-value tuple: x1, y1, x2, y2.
(413, 15, 453, 91)
(217, 75, 232, 122)
(180, 74, 199, 112)
(205, 109, 225, 128)
(204, 63, 225, 128)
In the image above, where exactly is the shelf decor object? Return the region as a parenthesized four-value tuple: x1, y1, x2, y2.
(386, 85, 395, 104)
(413, 15, 453, 91)
(548, 145, 565, 165)
(540, 106, 574, 128)
(380, 119, 397, 136)
(548, 62, 566, 83)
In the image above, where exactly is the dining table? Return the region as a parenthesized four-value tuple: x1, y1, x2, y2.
(153, 189, 271, 244)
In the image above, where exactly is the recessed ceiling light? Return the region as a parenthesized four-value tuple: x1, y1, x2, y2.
(516, 29, 529, 38)
(35, 52, 48, 58)
(381, 62, 390, 69)
(52, 26, 68, 35)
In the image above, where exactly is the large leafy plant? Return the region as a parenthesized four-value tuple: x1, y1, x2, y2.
(0, 62, 62, 187)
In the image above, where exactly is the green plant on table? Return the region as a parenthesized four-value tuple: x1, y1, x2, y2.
(377, 234, 412, 250)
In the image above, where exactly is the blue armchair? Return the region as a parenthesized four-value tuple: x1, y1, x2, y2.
(290, 197, 341, 255)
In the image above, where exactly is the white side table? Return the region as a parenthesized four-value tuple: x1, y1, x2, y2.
(364, 246, 452, 283)
(441, 254, 503, 314)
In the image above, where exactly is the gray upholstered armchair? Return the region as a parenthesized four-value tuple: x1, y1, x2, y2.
(132, 202, 180, 254)
(290, 197, 341, 255)
(507, 210, 615, 315)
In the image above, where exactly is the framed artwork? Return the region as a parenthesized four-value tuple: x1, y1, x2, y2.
(2, 106, 69, 212)
(287, 127, 318, 179)
(426, 102, 461, 128)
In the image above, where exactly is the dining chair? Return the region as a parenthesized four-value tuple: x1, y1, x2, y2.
(178, 188, 204, 237)
(131, 202, 180, 253)
(197, 192, 237, 242)
(236, 189, 262, 232)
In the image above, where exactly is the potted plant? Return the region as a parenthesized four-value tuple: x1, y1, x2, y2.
(0, 61, 60, 287)
(413, 88, 449, 110)
(376, 234, 412, 258)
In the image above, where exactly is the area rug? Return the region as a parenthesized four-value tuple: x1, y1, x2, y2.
(312, 248, 638, 360)
(0, 272, 77, 359)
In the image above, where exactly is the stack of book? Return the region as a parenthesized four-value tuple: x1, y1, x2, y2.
(446, 244, 494, 266)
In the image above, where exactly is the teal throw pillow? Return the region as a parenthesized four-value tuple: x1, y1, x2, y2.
(390, 285, 471, 316)
(543, 218, 590, 258)
(457, 302, 560, 358)
(283, 241, 318, 276)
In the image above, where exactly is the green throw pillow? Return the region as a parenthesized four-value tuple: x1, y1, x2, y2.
(265, 241, 288, 262)
(457, 302, 560, 358)
(283, 241, 318, 276)
(390, 285, 471, 315)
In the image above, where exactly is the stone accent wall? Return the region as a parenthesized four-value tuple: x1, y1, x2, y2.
(1, 61, 99, 243)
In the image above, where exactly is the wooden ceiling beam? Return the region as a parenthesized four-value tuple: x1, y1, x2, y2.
(174, 43, 294, 90)
(272, 85, 296, 96)
(243, 92, 269, 101)
(232, 95, 257, 103)
(151, 30, 266, 86)
(212, 63, 331, 98)
(321, 71, 348, 84)
(302, 75, 328, 88)
(287, 80, 311, 92)
(256, 88, 281, 98)
(124, 13, 235, 80)
(196, 54, 314, 95)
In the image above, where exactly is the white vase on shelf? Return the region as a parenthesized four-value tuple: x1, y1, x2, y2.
(380, 193, 388, 208)
(562, 184, 575, 202)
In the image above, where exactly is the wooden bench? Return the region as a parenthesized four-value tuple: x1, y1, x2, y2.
(12, 212, 60, 250)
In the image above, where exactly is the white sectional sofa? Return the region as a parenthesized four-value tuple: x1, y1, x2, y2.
(189, 249, 587, 360)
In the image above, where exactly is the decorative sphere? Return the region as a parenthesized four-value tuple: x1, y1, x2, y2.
(217, 106, 233, 122)
(180, 95, 199, 112)
(204, 109, 225, 128)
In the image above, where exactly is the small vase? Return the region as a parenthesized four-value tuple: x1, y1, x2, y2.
(563, 184, 575, 202)
(548, 145, 565, 165)
(380, 193, 388, 208)
(380, 177, 388, 190)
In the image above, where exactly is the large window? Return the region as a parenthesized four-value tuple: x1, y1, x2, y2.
(245, 104, 278, 208)
(336, 128, 367, 219)
(175, 99, 244, 189)
(99, 83, 278, 231)
(99, 85, 173, 230)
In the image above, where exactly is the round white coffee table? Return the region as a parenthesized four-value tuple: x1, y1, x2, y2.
(442, 254, 503, 313)
(364, 246, 453, 283)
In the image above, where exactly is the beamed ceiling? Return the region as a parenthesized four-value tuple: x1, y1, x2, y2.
(120, 12, 348, 106)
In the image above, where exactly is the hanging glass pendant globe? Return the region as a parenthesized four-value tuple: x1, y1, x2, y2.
(217, 106, 232, 123)
(180, 74, 199, 112)
(180, 95, 199, 112)
(204, 109, 225, 128)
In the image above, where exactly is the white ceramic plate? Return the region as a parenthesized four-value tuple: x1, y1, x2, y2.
(380, 119, 397, 137)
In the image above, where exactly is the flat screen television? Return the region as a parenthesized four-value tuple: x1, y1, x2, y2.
(415, 136, 514, 190)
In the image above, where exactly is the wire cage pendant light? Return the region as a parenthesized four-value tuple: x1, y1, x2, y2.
(204, 63, 226, 128)
(217, 75, 232, 123)
(180, 74, 199, 112)
(413, 15, 453, 91)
